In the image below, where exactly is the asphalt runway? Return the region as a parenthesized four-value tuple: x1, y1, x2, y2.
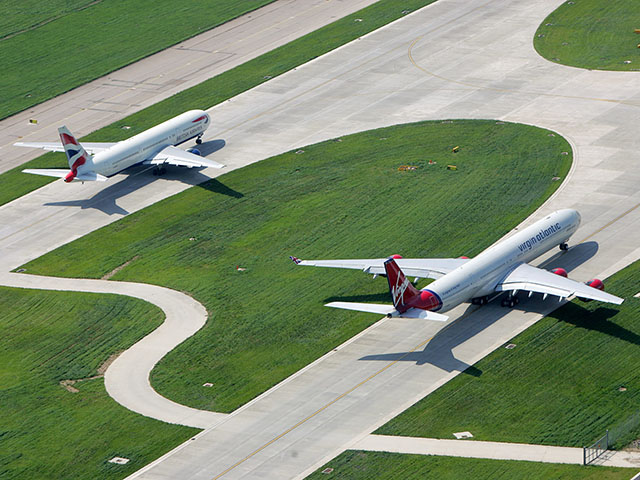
(0, 0, 379, 174)
(1, 0, 639, 478)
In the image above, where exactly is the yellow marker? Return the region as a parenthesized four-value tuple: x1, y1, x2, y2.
(635, 28, 640, 33)
(447, 165, 457, 170)
(29, 119, 37, 124)
(452, 146, 460, 153)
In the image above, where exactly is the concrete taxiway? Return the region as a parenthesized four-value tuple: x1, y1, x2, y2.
(0, 271, 223, 429)
(0, 0, 379, 174)
(0, 0, 639, 478)
(355, 435, 640, 468)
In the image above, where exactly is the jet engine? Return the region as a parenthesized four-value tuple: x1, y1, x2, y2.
(551, 267, 568, 277)
(578, 278, 605, 302)
(187, 148, 202, 156)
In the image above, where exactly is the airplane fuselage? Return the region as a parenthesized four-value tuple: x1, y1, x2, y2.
(425, 209, 581, 312)
(90, 110, 210, 177)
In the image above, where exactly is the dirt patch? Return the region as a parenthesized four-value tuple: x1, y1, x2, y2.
(60, 379, 80, 393)
(59, 350, 123, 392)
(102, 256, 139, 280)
(98, 350, 123, 375)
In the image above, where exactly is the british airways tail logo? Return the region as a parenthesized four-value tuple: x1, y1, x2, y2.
(517, 222, 562, 252)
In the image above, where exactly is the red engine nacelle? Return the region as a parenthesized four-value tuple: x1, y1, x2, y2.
(587, 278, 604, 291)
(391, 254, 403, 259)
(551, 267, 568, 278)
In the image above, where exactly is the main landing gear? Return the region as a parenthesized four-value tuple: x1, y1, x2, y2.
(559, 242, 569, 251)
(471, 296, 489, 305)
(153, 165, 166, 176)
(501, 295, 519, 308)
(196, 135, 203, 145)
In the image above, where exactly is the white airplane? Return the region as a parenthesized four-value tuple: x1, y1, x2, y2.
(291, 209, 623, 322)
(15, 109, 223, 182)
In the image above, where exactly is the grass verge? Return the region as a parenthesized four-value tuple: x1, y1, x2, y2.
(534, 0, 640, 71)
(306, 451, 635, 479)
(376, 260, 640, 449)
(0, 286, 196, 480)
(1, 0, 439, 207)
(0, 0, 276, 119)
(20, 119, 572, 413)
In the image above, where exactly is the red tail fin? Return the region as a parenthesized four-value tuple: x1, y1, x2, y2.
(384, 258, 421, 313)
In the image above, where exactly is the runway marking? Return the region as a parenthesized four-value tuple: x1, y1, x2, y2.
(578, 201, 640, 243)
(210, 307, 482, 479)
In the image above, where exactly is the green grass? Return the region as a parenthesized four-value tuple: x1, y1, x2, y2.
(0, 0, 439, 207)
(0, 286, 196, 480)
(306, 451, 635, 480)
(20, 119, 572, 413)
(534, 0, 640, 71)
(0, 0, 277, 119)
(376, 260, 640, 449)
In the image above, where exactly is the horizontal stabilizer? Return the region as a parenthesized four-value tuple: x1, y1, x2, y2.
(326, 302, 396, 315)
(74, 172, 108, 182)
(325, 302, 448, 322)
(22, 169, 107, 182)
(23, 168, 69, 178)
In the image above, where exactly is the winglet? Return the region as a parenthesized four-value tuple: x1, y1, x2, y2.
(289, 256, 302, 265)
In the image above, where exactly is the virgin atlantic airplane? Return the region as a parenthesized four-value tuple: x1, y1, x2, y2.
(15, 110, 223, 183)
(291, 209, 623, 321)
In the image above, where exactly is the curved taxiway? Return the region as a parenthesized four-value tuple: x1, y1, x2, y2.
(1, 0, 640, 478)
(0, 272, 224, 429)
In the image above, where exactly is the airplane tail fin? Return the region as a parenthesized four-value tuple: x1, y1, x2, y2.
(384, 258, 421, 313)
(58, 126, 92, 182)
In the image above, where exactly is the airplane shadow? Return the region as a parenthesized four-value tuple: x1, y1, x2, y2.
(44, 152, 242, 214)
(538, 241, 599, 272)
(43, 171, 158, 215)
(550, 302, 640, 345)
(195, 139, 226, 156)
(358, 302, 489, 376)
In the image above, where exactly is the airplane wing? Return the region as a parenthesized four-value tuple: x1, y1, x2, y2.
(15, 141, 116, 154)
(293, 257, 468, 280)
(495, 263, 623, 304)
(144, 145, 224, 169)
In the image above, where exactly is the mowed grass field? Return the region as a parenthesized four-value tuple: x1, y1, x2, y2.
(376, 260, 640, 449)
(0, 287, 195, 480)
(306, 451, 635, 480)
(0, 0, 276, 119)
(534, 0, 640, 71)
(21, 120, 572, 413)
(0, 0, 439, 207)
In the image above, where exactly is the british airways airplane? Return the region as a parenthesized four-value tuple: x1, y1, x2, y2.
(291, 209, 623, 322)
(15, 110, 223, 183)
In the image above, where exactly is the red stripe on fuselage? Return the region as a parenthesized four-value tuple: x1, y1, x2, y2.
(192, 115, 206, 123)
